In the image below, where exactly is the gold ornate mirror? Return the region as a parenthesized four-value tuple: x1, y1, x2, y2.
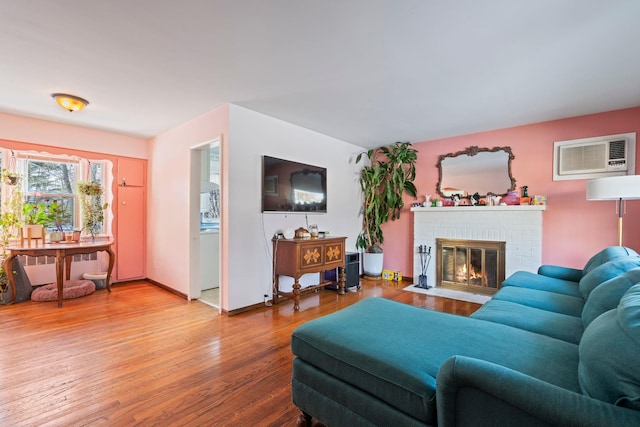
(437, 146, 516, 198)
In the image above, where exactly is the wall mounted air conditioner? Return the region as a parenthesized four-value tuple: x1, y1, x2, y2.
(553, 132, 636, 181)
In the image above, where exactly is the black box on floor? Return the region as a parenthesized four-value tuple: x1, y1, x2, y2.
(324, 252, 360, 289)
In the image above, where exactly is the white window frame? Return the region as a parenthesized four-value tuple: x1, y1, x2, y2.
(1, 149, 113, 237)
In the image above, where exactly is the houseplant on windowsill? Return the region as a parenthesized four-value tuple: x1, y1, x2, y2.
(355, 141, 418, 277)
(22, 201, 52, 242)
(46, 199, 69, 242)
(77, 181, 108, 240)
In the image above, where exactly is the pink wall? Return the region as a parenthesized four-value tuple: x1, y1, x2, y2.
(382, 106, 640, 276)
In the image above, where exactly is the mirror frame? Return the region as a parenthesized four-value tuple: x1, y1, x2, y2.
(436, 145, 516, 198)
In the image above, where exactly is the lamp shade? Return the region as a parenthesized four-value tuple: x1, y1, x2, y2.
(586, 175, 640, 201)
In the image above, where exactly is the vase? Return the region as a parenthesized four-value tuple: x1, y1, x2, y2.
(362, 252, 384, 278)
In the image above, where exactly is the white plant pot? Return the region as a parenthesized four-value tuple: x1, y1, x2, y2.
(49, 231, 64, 242)
(362, 252, 384, 278)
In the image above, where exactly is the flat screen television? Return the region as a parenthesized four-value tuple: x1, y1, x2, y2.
(262, 155, 327, 213)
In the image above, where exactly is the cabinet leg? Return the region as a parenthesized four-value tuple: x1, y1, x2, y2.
(339, 266, 346, 295)
(293, 279, 301, 311)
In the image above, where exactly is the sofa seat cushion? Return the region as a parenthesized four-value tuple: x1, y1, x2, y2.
(501, 271, 582, 297)
(578, 256, 640, 300)
(582, 268, 640, 328)
(292, 297, 580, 424)
(579, 285, 640, 410)
(492, 286, 584, 317)
(471, 299, 584, 344)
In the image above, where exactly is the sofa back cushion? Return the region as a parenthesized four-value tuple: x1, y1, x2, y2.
(582, 268, 640, 328)
(579, 256, 640, 300)
(582, 246, 639, 276)
(578, 284, 640, 410)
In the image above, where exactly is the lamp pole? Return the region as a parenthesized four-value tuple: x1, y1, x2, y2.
(617, 198, 623, 246)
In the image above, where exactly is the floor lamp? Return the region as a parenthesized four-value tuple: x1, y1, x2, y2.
(586, 175, 640, 246)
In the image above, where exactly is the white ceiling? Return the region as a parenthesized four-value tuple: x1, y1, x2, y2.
(1, 1, 639, 148)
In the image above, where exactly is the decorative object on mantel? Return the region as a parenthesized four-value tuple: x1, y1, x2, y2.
(520, 185, 531, 205)
(586, 175, 640, 246)
(355, 141, 418, 277)
(437, 145, 516, 198)
(501, 191, 520, 205)
(532, 195, 547, 205)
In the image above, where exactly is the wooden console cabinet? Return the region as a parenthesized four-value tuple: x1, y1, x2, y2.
(272, 236, 346, 311)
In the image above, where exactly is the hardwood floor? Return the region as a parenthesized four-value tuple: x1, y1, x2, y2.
(0, 278, 480, 426)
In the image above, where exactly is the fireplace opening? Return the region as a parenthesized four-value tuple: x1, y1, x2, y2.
(436, 239, 505, 295)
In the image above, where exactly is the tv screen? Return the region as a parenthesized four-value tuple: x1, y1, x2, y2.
(262, 155, 327, 213)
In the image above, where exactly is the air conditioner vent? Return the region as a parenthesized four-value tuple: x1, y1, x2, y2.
(553, 133, 636, 181)
(609, 139, 626, 160)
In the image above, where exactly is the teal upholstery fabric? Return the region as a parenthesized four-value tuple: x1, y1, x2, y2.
(582, 268, 640, 328)
(578, 256, 640, 300)
(582, 246, 639, 276)
(536, 246, 637, 283)
(438, 356, 640, 427)
(293, 358, 429, 427)
(471, 299, 584, 344)
(292, 297, 580, 424)
(501, 271, 582, 297)
(491, 286, 584, 317)
(536, 265, 582, 282)
(579, 285, 640, 410)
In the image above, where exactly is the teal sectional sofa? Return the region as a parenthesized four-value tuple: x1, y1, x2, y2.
(291, 246, 640, 426)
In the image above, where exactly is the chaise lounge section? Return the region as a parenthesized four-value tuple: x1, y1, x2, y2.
(291, 246, 640, 426)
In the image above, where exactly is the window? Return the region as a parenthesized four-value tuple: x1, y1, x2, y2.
(23, 159, 78, 230)
(0, 149, 112, 236)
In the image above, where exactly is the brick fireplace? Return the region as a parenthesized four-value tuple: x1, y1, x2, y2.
(411, 205, 546, 290)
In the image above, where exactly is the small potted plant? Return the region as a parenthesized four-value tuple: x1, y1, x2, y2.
(22, 202, 52, 243)
(46, 199, 68, 242)
(1, 168, 20, 186)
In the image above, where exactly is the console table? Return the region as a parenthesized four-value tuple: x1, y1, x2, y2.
(4, 240, 115, 307)
(272, 236, 346, 311)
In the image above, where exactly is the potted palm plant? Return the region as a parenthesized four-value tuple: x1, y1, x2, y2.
(355, 141, 418, 277)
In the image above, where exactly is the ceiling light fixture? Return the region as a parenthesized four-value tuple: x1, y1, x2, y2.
(51, 93, 89, 112)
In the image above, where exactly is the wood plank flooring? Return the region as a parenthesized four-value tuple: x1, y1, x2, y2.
(0, 279, 480, 427)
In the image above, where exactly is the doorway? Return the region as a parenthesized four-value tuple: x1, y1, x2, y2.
(189, 138, 222, 311)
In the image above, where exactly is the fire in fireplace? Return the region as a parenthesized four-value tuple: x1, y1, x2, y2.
(436, 239, 505, 294)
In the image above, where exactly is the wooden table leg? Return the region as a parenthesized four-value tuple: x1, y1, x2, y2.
(105, 247, 115, 293)
(3, 254, 18, 304)
(56, 252, 65, 308)
(65, 255, 72, 280)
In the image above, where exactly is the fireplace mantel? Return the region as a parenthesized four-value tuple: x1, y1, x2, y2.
(412, 205, 546, 288)
(411, 205, 546, 213)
